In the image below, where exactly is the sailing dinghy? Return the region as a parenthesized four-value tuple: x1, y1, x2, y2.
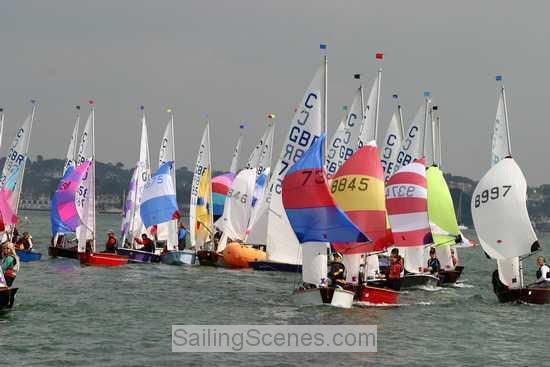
(283, 135, 366, 308)
(116, 107, 158, 263)
(50, 106, 81, 259)
(473, 76, 546, 304)
(157, 109, 195, 265)
(0, 102, 42, 261)
(330, 143, 400, 305)
(76, 103, 128, 266)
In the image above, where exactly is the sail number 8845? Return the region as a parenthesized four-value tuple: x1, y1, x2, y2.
(331, 177, 369, 193)
(474, 185, 512, 208)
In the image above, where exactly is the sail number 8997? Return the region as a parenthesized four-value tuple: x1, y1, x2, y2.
(331, 177, 369, 193)
(474, 185, 511, 208)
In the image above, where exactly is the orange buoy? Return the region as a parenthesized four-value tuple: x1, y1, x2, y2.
(223, 242, 266, 268)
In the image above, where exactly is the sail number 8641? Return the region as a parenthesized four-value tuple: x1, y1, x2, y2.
(474, 185, 512, 208)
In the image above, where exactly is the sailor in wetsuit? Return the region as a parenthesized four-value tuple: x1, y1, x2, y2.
(327, 252, 346, 287)
(535, 256, 550, 287)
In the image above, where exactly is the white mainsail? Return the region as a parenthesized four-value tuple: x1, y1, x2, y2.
(245, 167, 270, 244)
(76, 107, 96, 252)
(0, 103, 36, 217)
(190, 123, 212, 248)
(357, 75, 380, 147)
(246, 119, 274, 175)
(229, 125, 244, 174)
(392, 102, 428, 174)
(63, 108, 80, 175)
(326, 89, 363, 177)
(379, 110, 404, 181)
(471, 158, 537, 260)
(157, 110, 178, 250)
(266, 65, 323, 265)
(123, 111, 152, 247)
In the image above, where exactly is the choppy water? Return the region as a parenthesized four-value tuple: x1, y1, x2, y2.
(1, 211, 549, 366)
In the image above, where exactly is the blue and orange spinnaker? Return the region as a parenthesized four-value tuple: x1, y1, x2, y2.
(331, 144, 393, 254)
(282, 134, 369, 244)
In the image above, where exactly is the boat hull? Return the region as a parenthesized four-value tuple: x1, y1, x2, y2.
(356, 285, 400, 305)
(0, 288, 18, 311)
(79, 253, 128, 267)
(196, 250, 224, 267)
(249, 260, 302, 273)
(116, 248, 160, 263)
(160, 250, 196, 265)
(293, 287, 355, 308)
(401, 273, 440, 289)
(15, 249, 42, 262)
(496, 287, 550, 304)
(223, 243, 267, 268)
(48, 246, 79, 259)
(439, 265, 464, 285)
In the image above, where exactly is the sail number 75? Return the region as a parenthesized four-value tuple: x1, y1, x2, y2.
(474, 185, 512, 208)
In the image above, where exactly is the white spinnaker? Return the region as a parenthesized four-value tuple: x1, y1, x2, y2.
(379, 112, 404, 181)
(471, 158, 537, 260)
(302, 243, 328, 286)
(357, 76, 379, 147)
(497, 257, 521, 289)
(63, 111, 80, 175)
(157, 114, 178, 250)
(391, 103, 427, 174)
(217, 168, 257, 252)
(190, 123, 211, 248)
(266, 65, 323, 265)
(229, 127, 243, 174)
(326, 89, 363, 177)
(0, 107, 35, 214)
(491, 94, 509, 166)
(76, 109, 95, 252)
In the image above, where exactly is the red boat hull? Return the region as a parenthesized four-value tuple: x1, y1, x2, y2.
(79, 253, 128, 267)
(357, 285, 400, 305)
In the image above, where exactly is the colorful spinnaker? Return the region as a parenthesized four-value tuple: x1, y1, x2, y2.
(386, 158, 432, 272)
(212, 172, 236, 219)
(54, 161, 92, 232)
(282, 134, 368, 244)
(331, 144, 392, 254)
(140, 161, 179, 228)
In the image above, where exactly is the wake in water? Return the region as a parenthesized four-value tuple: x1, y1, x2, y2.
(450, 281, 474, 288)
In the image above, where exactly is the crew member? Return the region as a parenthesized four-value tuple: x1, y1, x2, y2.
(1, 243, 19, 287)
(134, 234, 155, 253)
(426, 247, 441, 274)
(328, 252, 346, 287)
(387, 248, 404, 291)
(535, 256, 550, 287)
(104, 230, 118, 253)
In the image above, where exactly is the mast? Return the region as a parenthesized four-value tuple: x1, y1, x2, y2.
(206, 121, 213, 234)
(431, 106, 437, 166)
(421, 92, 430, 158)
(498, 75, 512, 157)
(90, 100, 96, 250)
(321, 43, 328, 160)
(374, 63, 382, 141)
(437, 115, 442, 168)
(0, 108, 4, 152)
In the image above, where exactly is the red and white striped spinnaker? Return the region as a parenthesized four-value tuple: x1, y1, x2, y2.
(386, 158, 433, 272)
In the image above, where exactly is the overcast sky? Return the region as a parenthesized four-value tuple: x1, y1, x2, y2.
(1, 1, 549, 184)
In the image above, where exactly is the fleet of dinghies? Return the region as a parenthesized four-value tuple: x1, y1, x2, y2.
(0, 47, 547, 311)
